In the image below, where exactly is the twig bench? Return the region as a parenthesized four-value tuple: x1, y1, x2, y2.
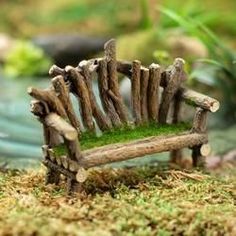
(28, 39, 220, 193)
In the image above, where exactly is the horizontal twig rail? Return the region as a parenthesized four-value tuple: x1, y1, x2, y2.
(80, 133, 208, 168)
(180, 88, 220, 112)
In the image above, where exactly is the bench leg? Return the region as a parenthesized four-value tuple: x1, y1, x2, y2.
(45, 167, 60, 185)
(66, 178, 83, 195)
(192, 145, 205, 168)
(170, 149, 182, 165)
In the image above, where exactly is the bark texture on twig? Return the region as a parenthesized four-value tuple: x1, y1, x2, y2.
(45, 167, 60, 185)
(116, 60, 167, 87)
(30, 100, 49, 116)
(66, 178, 82, 195)
(49, 65, 65, 77)
(81, 63, 112, 131)
(97, 58, 121, 127)
(170, 89, 183, 164)
(28, 87, 67, 118)
(46, 148, 79, 172)
(43, 124, 61, 147)
(117, 60, 132, 77)
(65, 66, 95, 132)
(172, 89, 182, 124)
(80, 133, 208, 168)
(43, 146, 60, 184)
(192, 145, 205, 167)
(42, 113, 78, 141)
(30, 100, 61, 147)
(51, 75, 81, 133)
(147, 63, 161, 122)
(180, 88, 220, 112)
(140, 68, 149, 122)
(159, 58, 185, 124)
(64, 139, 83, 161)
(170, 149, 183, 165)
(41, 113, 82, 161)
(104, 39, 128, 123)
(43, 159, 76, 179)
(191, 107, 208, 133)
(131, 60, 142, 124)
(115, 60, 220, 113)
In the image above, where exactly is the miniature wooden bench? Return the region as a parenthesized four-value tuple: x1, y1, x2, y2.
(28, 39, 219, 193)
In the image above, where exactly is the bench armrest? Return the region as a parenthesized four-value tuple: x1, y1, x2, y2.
(179, 87, 220, 113)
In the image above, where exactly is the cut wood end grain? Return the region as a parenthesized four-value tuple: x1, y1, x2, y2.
(200, 143, 211, 156)
(65, 65, 75, 73)
(49, 64, 64, 76)
(27, 86, 33, 95)
(210, 101, 220, 112)
(174, 58, 185, 67)
(76, 167, 88, 183)
(149, 63, 161, 70)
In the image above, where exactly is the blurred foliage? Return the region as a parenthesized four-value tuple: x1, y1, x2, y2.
(0, 0, 235, 38)
(139, 0, 153, 29)
(117, 29, 159, 64)
(4, 41, 52, 77)
(160, 0, 236, 37)
(0, 0, 140, 37)
(153, 50, 171, 66)
(160, 8, 236, 125)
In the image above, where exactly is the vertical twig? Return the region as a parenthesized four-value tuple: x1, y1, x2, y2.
(65, 66, 95, 132)
(104, 39, 129, 124)
(159, 58, 185, 124)
(170, 89, 183, 165)
(147, 63, 161, 122)
(140, 67, 149, 122)
(81, 63, 112, 131)
(191, 107, 208, 133)
(131, 60, 142, 125)
(98, 58, 122, 127)
(51, 75, 82, 134)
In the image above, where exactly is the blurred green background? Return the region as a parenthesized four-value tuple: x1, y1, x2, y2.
(0, 0, 236, 168)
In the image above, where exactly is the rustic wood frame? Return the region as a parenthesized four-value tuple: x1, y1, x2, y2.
(28, 39, 219, 193)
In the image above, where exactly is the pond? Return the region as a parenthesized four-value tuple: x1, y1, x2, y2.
(0, 75, 48, 168)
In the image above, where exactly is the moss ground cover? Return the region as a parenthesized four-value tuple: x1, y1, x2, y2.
(54, 122, 190, 156)
(0, 166, 235, 235)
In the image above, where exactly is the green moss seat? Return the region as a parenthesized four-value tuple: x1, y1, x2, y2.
(54, 122, 190, 156)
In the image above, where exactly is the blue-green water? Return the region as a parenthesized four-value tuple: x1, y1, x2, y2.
(0, 75, 49, 168)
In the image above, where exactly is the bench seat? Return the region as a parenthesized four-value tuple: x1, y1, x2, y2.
(53, 122, 190, 154)
(43, 131, 208, 177)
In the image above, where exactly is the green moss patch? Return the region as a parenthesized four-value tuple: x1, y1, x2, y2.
(0, 167, 235, 235)
(54, 122, 190, 156)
